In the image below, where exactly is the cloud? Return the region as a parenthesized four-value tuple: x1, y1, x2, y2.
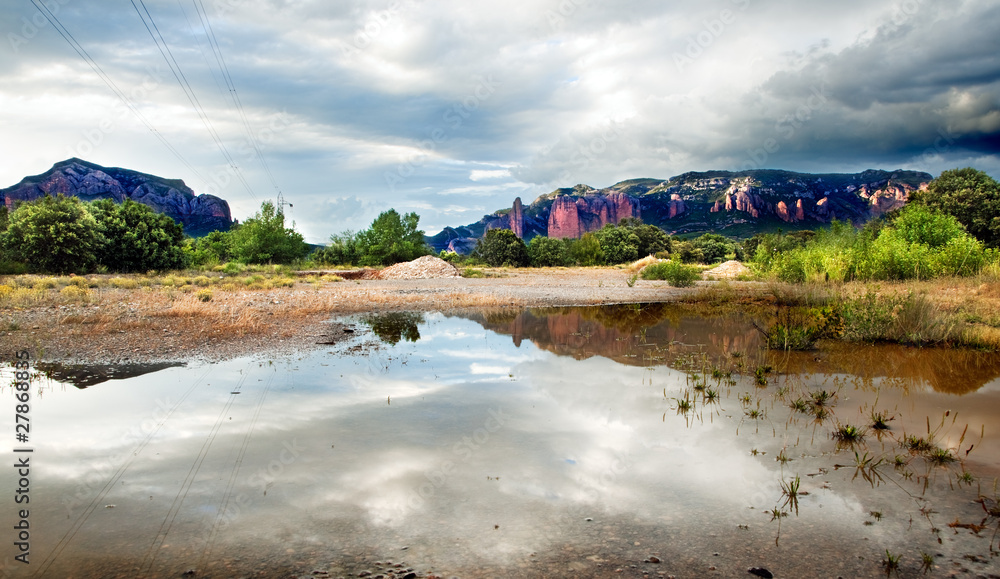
(1, 0, 998, 241)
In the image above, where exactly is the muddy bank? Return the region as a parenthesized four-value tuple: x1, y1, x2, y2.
(1, 268, 754, 365)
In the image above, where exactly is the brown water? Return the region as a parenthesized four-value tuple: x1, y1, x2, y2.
(3, 305, 1000, 578)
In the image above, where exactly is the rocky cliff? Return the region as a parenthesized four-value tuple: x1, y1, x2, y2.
(1, 158, 233, 236)
(427, 169, 932, 252)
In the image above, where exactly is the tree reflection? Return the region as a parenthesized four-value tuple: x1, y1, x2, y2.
(363, 312, 424, 345)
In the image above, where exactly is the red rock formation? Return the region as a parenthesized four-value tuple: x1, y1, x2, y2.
(510, 196, 524, 238)
(776, 201, 791, 222)
(668, 194, 685, 218)
(548, 196, 582, 239)
(795, 199, 805, 221)
(867, 181, 910, 217)
(546, 193, 639, 239)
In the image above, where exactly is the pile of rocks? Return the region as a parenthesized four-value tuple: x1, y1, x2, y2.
(376, 256, 461, 280)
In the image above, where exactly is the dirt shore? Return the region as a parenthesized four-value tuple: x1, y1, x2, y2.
(1, 268, 756, 365)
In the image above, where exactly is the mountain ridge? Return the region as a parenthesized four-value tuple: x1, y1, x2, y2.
(428, 168, 933, 253)
(0, 158, 233, 236)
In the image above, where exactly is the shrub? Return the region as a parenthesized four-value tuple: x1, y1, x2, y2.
(595, 225, 640, 265)
(528, 236, 569, 267)
(3, 194, 100, 273)
(473, 229, 530, 267)
(59, 285, 92, 302)
(691, 233, 733, 264)
(228, 200, 309, 264)
(567, 233, 603, 266)
(109, 277, 139, 289)
(89, 199, 187, 272)
(195, 288, 213, 302)
(640, 260, 700, 287)
(911, 167, 1000, 247)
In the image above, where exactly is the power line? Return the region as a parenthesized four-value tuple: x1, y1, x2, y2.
(129, 0, 258, 200)
(190, 0, 283, 196)
(27, 0, 210, 187)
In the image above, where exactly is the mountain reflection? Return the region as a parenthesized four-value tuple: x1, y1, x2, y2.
(457, 305, 1000, 395)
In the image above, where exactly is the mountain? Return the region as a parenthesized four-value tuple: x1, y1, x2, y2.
(0, 158, 233, 236)
(428, 169, 932, 252)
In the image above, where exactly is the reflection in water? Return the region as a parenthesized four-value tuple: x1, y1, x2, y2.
(364, 311, 425, 345)
(35, 361, 184, 388)
(464, 304, 1000, 395)
(3, 306, 1000, 578)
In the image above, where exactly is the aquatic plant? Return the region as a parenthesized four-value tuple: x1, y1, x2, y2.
(832, 423, 866, 444)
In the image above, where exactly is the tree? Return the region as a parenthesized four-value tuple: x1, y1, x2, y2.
(185, 230, 232, 267)
(691, 233, 733, 264)
(595, 225, 640, 264)
(567, 232, 603, 266)
(3, 194, 101, 273)
(619, 218, 672, 256)
(473, 228, 530, 267)
(354, 209, 430, 266)
(228, 200, 309, 264)
(910, 167, 1000, 247)
(528, 236, 569, 267)
(90, 199, 187, 272)
(313, 230, 359, 265)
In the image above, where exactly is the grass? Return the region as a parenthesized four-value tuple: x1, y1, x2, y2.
(640, 260, 700, 287)
(870, 409, 893, 430)
(832, 423, 866, 444)
(882, 550, 901, 577)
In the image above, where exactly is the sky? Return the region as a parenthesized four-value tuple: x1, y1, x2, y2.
(2, 0, 999, 242)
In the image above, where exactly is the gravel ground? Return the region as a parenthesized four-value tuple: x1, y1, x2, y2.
(1, 268, 758, 365)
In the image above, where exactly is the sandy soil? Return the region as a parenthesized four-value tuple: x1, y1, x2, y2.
(0, 268, 759, 365)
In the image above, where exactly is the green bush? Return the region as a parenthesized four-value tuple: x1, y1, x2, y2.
(691, 233, 733, 264)
(473, 228, 529, 267)
(3, 194, 100, 273)
(312, 230, 359, 265)
(566, 233, 604, 266)
(911, 167, 1000, 247)
(90, 199, 187, 272)
(595, 225, 639, 264)
(228, 200, 309, 264)
(640, 260, 700, 287)
(528, 236, 569, 267)
(186, 230, 231, 268)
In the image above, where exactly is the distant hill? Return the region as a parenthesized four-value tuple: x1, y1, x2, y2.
(428, 169, 933, 253)
(0, 158, 233, 236)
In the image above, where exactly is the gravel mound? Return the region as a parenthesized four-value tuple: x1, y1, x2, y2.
(376, 255, 461, 280)
(703, 260, 752, 280)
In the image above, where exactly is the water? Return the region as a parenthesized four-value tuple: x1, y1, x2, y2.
(3, 305, 1000, 578)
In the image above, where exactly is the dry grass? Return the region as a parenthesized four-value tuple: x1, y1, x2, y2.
(626, 255, 662, 274)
